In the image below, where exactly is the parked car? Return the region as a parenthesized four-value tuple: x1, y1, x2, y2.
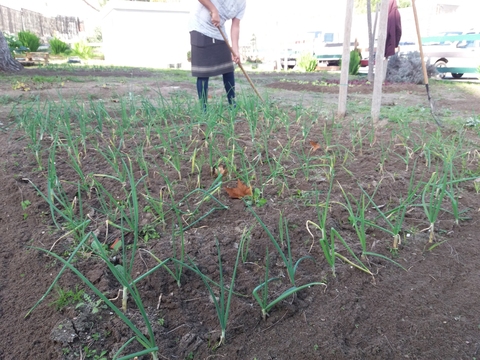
(279, 49, 300, 69)
(423, 31, 480, 79)
(314, 42, 359, 66)
(422, 31, 462, 46)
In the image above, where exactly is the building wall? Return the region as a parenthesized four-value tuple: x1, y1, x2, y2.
(101, 1, 190, 69)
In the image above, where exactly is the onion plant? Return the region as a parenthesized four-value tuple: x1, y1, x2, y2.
(108, 158, 145, 311)
(18, 106, 46, 170)
(168, 204, 186, 287)
(305, 167, 336, 272)
(88, 98, 108, 132)
(310, 164, 335, 245)
(420, 168, 448, 243)
(306, 222, 373, 276)
(95, 142, 126, 182)
(248, 207, 317, 287)
(444, 161, 474, 225)
(187, 238, 242, 348)
(337, 183, 369, 258)
(162, 145, 183, 180)
(361, 161, 421, 251)
(87, 158, 146, 310)
(336, 183, 406, 271)
(240, 224, 254, 263)
(162, 172, 227, 232)
(27, 232, 161, 360)
(27, 138, 90, 241)
(253, 247, 325, 320)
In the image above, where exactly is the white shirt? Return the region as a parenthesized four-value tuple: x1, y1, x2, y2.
(188, 0, 246, 41)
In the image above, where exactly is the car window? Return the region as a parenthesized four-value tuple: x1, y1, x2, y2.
(461, 32, 476, 48)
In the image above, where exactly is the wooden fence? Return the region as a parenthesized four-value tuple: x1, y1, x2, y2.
(0, 5, 83, 40)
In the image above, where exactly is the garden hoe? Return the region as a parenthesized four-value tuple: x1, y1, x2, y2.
(411, 0, 442, 127)
(218, 27, 264, 102)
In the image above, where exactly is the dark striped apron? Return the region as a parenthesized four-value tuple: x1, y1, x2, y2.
(190, 30, 234, 77)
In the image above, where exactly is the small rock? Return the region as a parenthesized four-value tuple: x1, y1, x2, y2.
(50, 319, 77, 344)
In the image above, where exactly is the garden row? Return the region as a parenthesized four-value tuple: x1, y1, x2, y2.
(10, 86, 479, 358)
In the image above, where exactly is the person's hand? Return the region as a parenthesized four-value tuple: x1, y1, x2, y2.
(210, 10, 220, 27)
(231, 52, 240, 64)
(232, 47, 240, 64)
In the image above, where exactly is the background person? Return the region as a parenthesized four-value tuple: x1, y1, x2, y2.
(188, 0, 246, 111)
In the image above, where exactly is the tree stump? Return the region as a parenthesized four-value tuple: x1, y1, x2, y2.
(0, 31, 24, 73)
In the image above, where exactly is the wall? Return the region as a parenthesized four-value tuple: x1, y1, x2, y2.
(0, 5, 82, 41)
(101, 1, 190, 69)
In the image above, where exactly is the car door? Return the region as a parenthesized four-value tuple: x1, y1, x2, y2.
(455, 32, 480, 68)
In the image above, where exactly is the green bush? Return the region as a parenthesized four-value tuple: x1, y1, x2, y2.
(298, 52, 318, 72)
(49, 37, 70, 55)
(70, 41, 94, 59)
(349, 49, 361, 75)
(18, 31, 41, 52)
(3, 32, 27, 54)
(386, 52, 437, 84)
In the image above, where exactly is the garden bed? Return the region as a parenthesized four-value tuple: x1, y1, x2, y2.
(1, 67, 480, 360)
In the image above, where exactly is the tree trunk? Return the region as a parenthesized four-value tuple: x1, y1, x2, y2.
(0, 31, 24, 73)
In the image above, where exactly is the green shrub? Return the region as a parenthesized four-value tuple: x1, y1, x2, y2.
(386, 51, 437, 84)
(49, 37, 70, 55)
(298, 52, 318, 72)
(70, 41, 94, 59)
(18, 31, 41, 52)
(3, 32, 27, 54)
(349, 49, 361, 75)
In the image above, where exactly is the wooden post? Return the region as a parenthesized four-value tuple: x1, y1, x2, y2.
(337, 0, 355, 119)
(371, 0, 390, 122)
(367, 1, 380, 82)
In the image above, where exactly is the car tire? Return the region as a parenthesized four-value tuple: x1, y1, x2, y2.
(451, 73, 464, 79)
(435, 60, 447, 79)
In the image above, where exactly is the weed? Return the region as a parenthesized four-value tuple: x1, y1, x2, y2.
(139, 224, 161, 242)
(76, 293, 106, 314)
(240, 224, 254, 263)
(50, 285, 84, 311)
(20, 199, 31, 220)
(474, 178, 480, 194)
(244, 187, 267, 207)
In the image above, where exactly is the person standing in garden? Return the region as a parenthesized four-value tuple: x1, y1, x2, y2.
(188, 0, 246, 111)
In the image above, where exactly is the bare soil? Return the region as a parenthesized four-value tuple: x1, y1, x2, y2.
(1, 67, 480, 360)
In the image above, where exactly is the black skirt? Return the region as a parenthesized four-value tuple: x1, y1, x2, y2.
(190, 31, 234, 77)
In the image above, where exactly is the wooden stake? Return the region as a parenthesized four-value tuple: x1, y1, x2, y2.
(371, 0, 390, 122)
(337, 0, 355, 119)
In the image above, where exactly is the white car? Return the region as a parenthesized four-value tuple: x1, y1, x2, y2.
(423, 31, 480, 79)
(279, 49, 300, 69)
